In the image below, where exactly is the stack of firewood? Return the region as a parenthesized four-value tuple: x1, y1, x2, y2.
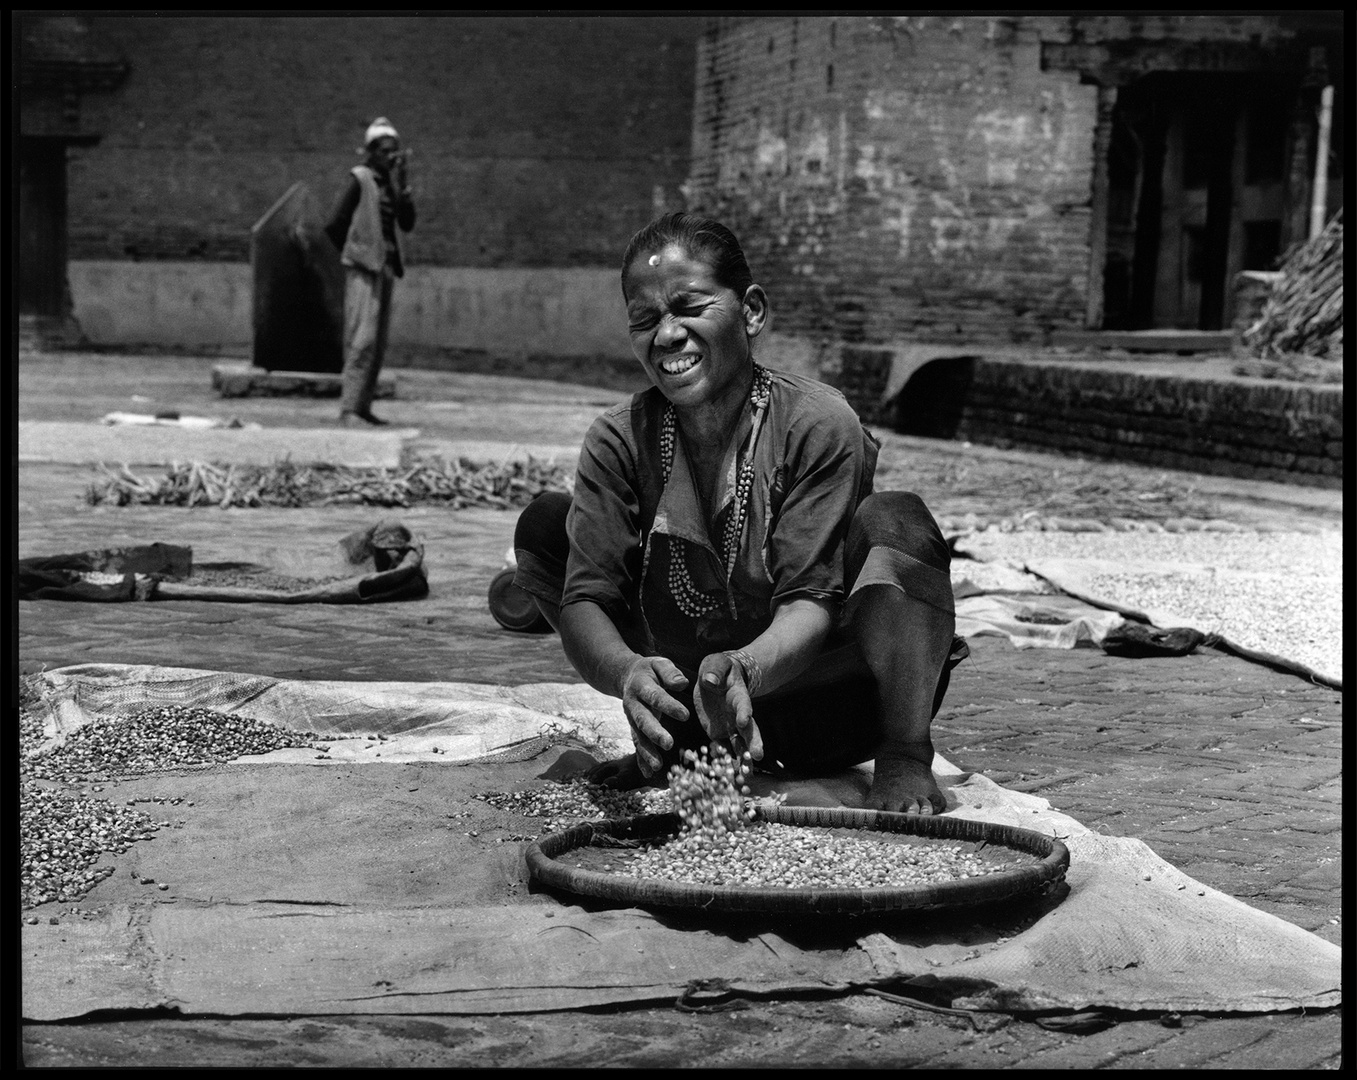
(1243, 209, 1343, 361)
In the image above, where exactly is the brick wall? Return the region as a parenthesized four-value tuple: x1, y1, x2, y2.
(687, 15, 1097, 348)
(66, 15, 701, 268)
(960, 364, 1342, 487)
(856, 353, 1342, 488)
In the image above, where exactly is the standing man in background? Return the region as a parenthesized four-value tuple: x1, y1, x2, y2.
(324, 117, 416, 427)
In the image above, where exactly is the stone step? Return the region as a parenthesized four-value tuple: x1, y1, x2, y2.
(18, 419, 414, 468)
(1049, 329, 1238, 353)
(212, 363, 396, 399)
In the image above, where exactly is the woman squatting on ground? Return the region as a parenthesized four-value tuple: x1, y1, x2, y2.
(511, 212, 969, 815)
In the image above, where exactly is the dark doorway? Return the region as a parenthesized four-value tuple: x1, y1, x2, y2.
(893, 357, 977, 439)
(1102, 72, 1296, 331)
(18, 136, 69, 319)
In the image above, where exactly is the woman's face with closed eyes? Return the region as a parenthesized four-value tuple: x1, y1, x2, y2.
(622, 243, 766, 413)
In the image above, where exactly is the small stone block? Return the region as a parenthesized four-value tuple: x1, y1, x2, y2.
(212, 364, 395, 400)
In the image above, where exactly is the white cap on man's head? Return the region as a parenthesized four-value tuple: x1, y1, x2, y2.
(365, 117, 400, 146)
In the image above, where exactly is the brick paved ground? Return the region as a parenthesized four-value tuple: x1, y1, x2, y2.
(17, 352, 1342, 1068)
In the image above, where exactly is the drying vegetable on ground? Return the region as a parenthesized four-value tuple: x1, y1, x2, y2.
(86, 455, 573, 510)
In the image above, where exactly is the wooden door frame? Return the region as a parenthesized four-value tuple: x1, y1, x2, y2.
(18, 135, 70, 319)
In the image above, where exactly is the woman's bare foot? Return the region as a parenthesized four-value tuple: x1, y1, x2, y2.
(863, 754, 946, 815)
(585, 752, 657, 790)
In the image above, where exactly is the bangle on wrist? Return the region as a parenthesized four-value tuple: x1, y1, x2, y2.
(723, 649, 763, 698)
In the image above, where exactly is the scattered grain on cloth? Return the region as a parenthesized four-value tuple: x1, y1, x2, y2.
(958, 530, 1342, 681)
(476, 782, 672, 836)
(19, 782, 161, 909)
(20, 699, 332, 909)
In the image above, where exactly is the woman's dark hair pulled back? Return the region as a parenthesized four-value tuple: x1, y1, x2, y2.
(621, 212, 754, 298)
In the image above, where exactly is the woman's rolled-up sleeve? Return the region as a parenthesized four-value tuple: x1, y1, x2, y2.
(562, 412, 644, 622)
(766, 392, 870, 607)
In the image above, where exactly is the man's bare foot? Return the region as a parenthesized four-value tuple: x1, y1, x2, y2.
(585, 752, 656, 790)
(863, 754, 946, 815)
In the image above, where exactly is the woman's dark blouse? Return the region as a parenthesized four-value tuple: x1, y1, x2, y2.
(561, 367, 878, 672)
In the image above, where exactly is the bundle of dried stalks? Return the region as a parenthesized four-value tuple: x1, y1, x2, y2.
(86, 456, 573, 509)
(1243, 209, 1343, 362)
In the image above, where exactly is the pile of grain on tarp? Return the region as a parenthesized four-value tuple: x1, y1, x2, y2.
(85, 455, 573, 510)
(1243, 209, 1343, 362)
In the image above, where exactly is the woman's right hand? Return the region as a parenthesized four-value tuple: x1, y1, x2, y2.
(620, 656, 690, 777)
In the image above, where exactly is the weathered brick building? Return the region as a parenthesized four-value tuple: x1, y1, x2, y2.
(35, 14, 702, 358)
(686, 14, 1343, 355)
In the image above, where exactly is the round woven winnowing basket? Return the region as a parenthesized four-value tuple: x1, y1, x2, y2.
(525, 805, 1069, 915)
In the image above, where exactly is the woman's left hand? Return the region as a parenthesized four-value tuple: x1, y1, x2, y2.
(694, 652, 763, 761)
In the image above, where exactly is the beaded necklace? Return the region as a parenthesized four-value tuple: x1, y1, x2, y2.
(659, 364, 772, 618)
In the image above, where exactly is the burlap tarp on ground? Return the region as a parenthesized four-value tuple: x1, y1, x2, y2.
(22, 664, 1340, 1022)
(17, 522, 427, 605)
(1022, 557, 1342, 690)
(951, 552, 1341, 688)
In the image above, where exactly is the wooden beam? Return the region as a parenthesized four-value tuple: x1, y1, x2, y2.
(1042, 40, 1307, 84)
(1086, 84, 1117, 329)
(1154, 110, 1186, 327)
